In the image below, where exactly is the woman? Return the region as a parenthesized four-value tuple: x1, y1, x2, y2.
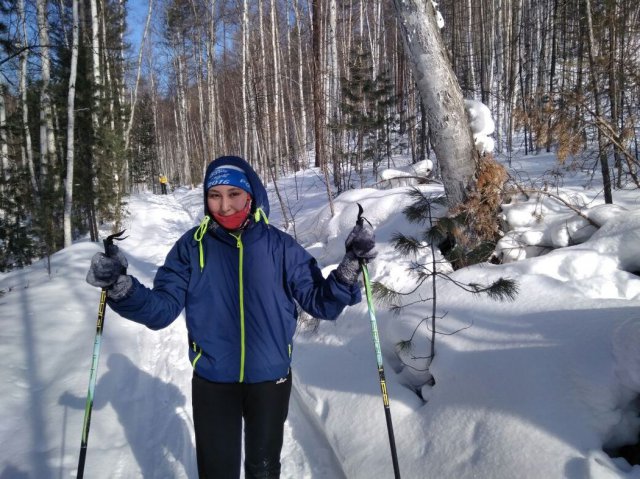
(86, 155, 376, 478)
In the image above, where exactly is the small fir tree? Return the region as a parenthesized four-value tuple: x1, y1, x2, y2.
(374, 189, 518, 395)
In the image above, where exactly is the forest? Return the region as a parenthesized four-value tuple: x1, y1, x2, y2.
(0, 0, 638, 271)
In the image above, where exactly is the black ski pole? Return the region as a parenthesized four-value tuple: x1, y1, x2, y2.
(77, 230, 127, 479)
(356, 204, 401, 479)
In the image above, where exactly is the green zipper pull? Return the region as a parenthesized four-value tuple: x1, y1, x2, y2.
(191, 342, 202, 368)
(194, 216, 210, 272)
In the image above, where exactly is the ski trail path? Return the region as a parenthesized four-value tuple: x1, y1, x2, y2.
(114, 190, 344, 478)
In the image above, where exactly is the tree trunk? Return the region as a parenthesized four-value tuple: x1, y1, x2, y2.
(0, 83, 7, 191)
(392, 0, 478, 206)
(64, 0, 79, 247)
(206, 0, 217, 175)
(89, 0, 102, 132)
(271, 0, 282, 177)
(18, 0, 37, 194)
(584, 0, 613, 204)
(311, 0, 335, 215)
(312, 0, 325, 170)
(36, 0, 57, 181)
(242, 0, 250, 157)
(293, 0, 308, 162)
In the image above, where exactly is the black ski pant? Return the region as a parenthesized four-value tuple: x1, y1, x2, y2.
(192, 371, 292, 479)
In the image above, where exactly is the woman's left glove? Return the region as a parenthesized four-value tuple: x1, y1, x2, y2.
(336, 222, 377, 285)
(86, 246, 132, 301)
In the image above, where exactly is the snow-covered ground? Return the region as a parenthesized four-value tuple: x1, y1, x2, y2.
(2, 151, 640, 479)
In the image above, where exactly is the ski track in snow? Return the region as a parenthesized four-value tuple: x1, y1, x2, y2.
(285, 379, 349, 479)
(117, 191, 344, 478)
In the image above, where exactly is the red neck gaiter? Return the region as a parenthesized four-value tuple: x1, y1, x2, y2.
(213, 197, 252, 231)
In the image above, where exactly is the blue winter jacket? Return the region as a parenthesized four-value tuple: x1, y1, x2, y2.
(108, 156, 361, 383)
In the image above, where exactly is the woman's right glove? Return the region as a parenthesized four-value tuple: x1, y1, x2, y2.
(86, 246, 133, 301)
(335, 222, 377, 285)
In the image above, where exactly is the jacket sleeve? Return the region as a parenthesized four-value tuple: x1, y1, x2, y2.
(106, 235, 192, 330)
(284, 235, 361, 320)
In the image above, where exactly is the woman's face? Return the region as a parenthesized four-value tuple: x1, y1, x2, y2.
(207, 185, 249, 216)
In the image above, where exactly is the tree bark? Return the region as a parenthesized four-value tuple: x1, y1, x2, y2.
(392, 0, 478, 206)
(64, 0, 79, 247)
(584, 0, 612, 203)
(18, 0, 36, 194)
(36, 0, 57, 180)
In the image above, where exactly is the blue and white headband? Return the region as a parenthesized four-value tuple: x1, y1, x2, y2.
(205, 165, 253, 195)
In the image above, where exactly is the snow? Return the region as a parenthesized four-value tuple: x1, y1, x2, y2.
(378, 159, 433, 189)
(465, 99, 496, 155)
(2, 150, 640, 479)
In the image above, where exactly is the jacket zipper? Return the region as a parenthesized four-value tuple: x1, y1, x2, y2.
(233, 233, 246, 383)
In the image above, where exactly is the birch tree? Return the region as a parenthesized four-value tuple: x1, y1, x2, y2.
(392, 0, 478, 206)
(89, 0, 102, 133)
(204, 0, 217, 174)
(242, 0, 250, 157)
(36, 0, 57, 181)
(270, 0, 282, 174)
(293, 0, 308, 156)
(0, 83, 7, 191)
(18, 0, 37, 194)
(64, 0, 79, 247)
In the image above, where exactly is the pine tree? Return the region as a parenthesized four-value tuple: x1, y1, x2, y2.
(129, 88, 157, 191)
(374, 188, 518, 394)
(334, 48, 400, 190)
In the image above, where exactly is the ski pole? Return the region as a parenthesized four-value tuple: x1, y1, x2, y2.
(356, 204, 401, 479)
(77, 230, 127, 478)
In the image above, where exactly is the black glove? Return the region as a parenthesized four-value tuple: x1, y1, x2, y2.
(336, 222, 377, 285)
(86, 245, 132, 300)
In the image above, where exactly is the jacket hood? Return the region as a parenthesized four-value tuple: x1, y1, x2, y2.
(203, 156, 270, 219)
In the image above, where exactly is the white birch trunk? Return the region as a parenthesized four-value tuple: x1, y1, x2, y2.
(150, 71, 162, 183)
(18, 0, 36, 192)
(293, 0, 308, 154)
(36, 0, 57, 178)
(176, 54, 192, 186)
(327, 0, 338, 126)
(189, 4, 208, 172)
(64, 0, 80, 247)
(371, 0, 381, 78)
(242, 0, 249, 156)
(205, 0, 217, 174)
(0, 84, 8, 190)
(89, 0, 101, 132)
(259, 1, 273, 160)
(118, 0, 127, 125)
(392, 0, 478, 205)
(270, 0, 282, 174)
(100, 6, 115, 131)
(467, 0, 476, 96)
